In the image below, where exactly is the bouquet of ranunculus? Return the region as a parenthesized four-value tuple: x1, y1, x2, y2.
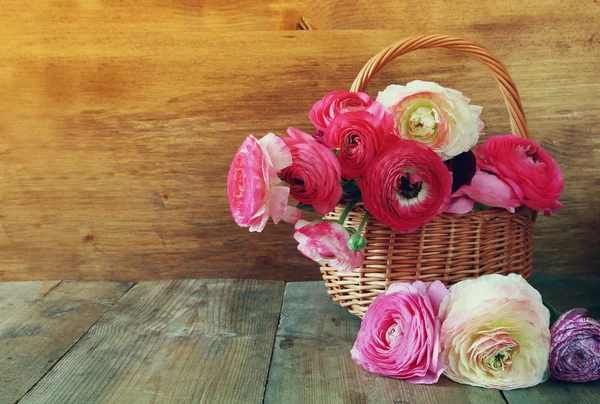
(227, 82, 564, 273)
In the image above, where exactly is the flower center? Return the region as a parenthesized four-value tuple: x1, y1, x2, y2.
(526, 149, 540, 163)
(408, 107, 438, 138)
(345, 132, 360, 147)
(312, 130, 326, 145)
(397, 174, 423, 199)
(386, 324, 403, 344)
(483, 344, 519, 372)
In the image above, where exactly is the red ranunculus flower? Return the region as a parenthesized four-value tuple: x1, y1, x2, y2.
(309, 90, 374, 132)
(359, 139, 452, 233)
(324, 104, 394, 179)
(476, 135, 564, 215)
(281, 127, 343, 214)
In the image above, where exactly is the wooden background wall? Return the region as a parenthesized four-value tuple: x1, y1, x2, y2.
(0, 0, 598, 282)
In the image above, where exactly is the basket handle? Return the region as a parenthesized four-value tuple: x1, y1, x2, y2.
(350, 34, 529, 139)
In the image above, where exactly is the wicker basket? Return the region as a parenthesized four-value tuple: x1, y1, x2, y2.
(320, 35, 537, 318)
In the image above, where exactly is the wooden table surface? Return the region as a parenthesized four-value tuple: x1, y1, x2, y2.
(1, 275, 598, 404)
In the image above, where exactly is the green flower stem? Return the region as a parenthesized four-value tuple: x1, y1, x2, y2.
(338, 197, 361, 226)
(543, 299, 564, 325)
(357, 212, 370, 234)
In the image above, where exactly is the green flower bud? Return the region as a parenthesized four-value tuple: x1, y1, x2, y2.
(348, 233, 367, 251)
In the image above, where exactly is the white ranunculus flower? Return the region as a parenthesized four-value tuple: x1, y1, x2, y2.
(438, 274, 550, 390)
(376, 80, 484, 160)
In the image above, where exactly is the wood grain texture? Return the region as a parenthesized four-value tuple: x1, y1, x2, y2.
(264, 281, 506, 404)
(0, 281, 132, 404)
(18, 279, 284, 404)
(503, 380, 600, 404)
(0, 1, 598, 281)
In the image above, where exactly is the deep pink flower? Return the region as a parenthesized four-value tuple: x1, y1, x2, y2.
(351, 281, 449, 383)
(227, 134, 301, 232)
(445, 170, 522, 214)
(293, 220, 363, 272)
(549, 308, 600, 383)
(359, 139, 452, 233)
(324, 105, 394, 179)
(309, 90, 374, 132)
(477, 135, 564, 215)
(281, 127, 343, 214)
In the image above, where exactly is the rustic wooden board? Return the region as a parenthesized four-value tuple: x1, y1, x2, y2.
(296, 0, 597, 31)
(503, 380, 600, 404)
(18, 279, 284, 404)
(0, 1, 598, 282)
(0, 281, 132, 404)
(264, 281, 507, 403)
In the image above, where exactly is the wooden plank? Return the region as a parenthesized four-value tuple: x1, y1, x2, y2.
(503, 380, 600, 404)
(264, 281, 506, 403)
(0, 1, 303, 34)
(18, 279, 284, 404)
(502, 274, 600, 404)
(296, 0, 597, 30)
(0, 281, 132, 404)
(0, 2, 598, 282)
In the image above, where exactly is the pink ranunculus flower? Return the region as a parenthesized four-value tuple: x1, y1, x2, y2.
(351, 281, 450, 384)
(324, 103, 394, 179)
(377, 81, 483, 160)
(445, 170, 522, 214)
(227, 134, 301, 232)
(439, 274, 551, 390)
(281, 127, 343, 214)
(477, 134, 564, 215)
(293, 220, 363, 272)
(309, 90, 374, 132)
(359, 139, 452, 233)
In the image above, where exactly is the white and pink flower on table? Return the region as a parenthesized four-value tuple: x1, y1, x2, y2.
(227, 80, 564, 272)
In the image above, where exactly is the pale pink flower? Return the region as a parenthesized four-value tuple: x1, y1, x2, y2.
(377, 81, 483, 160)
(293, 220, 362, 272)
(445, 170, 522, 214)
(439, 274, 550, 390)
(351, 281, 449, 384)
(227, 134, 301, 232)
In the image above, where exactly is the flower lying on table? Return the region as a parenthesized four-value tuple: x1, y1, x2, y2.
(351, 281, 449, 384)
(549, 308, 600, 383)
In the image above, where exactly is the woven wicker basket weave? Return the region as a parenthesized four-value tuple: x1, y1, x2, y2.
(320, 34, 537, 318)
